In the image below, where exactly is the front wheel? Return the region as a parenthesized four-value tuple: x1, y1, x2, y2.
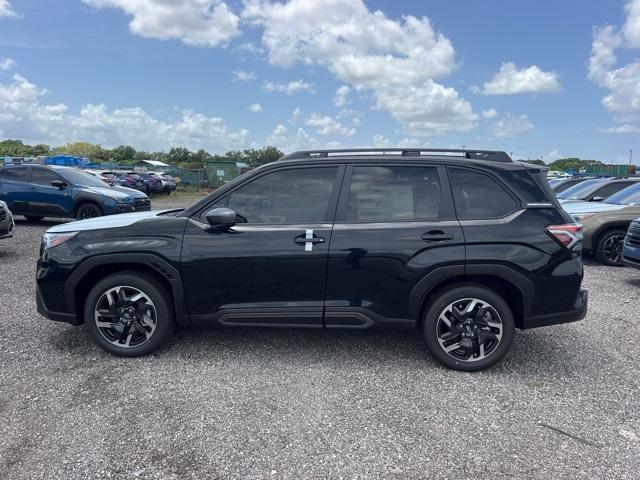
(76, 203, 102, 220)
(595, 229, 627, 266)
(84, 272, 174, 356)
(422, 284, 514, 371)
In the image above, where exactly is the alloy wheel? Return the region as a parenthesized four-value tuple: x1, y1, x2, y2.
(436, 298, 503, 362)
(78, 205, 99, 219)
(602, 235, 625, 264)
(94, 286, 158, 348)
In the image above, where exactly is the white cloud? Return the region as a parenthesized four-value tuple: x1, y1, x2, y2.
(601, 124, 640, 134)
(232, 69, 257, 81)
(243, 0, 476, 136)
(372, 134, 423, 148)
(263, 79, 315, 95)
(623, 0, 640, 48)
(248, 103, 263, 112)
(490, 112, 534, 138)
(0, 0, 18, 18)
(288, 107, 302, 125)
(372, 134, 392, 147)
(481, 108, 497, 119)
(304, 113, 356, 136)
(588, 3, 640, 123)
(82, 0, 240, 47)
(266, 123, 319, 152)
(542, 150, 562, 162)
(478, 63, 560, 95)
(333, 85, 350, 107)
(0, 57, 16, 71)
(0, 72, 249, 151)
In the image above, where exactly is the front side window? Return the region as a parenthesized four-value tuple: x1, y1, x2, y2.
(0, 167, 28, 182)
(32, 168, 61, 186)
(345, 166, 441, 222)
(227, 167, 338, 224)
(449, 168, 518, 220)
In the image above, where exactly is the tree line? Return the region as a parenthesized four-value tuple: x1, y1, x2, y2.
(0, 139, 625, 171)
(0, 140, 283, 168)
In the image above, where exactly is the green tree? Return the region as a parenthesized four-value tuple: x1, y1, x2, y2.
(243, 146, 284, 165)
(111, 145, 137, 163)
(52, 142, 103, 159)
(167, 147, 193, 165)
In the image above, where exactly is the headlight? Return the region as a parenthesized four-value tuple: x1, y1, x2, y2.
(42, 232, 78, 249)
(572, 213, 596, 221)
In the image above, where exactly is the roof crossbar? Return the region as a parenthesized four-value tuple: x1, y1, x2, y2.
(280, 148, 512, 163)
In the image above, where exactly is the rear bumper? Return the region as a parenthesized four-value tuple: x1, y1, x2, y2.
(521, 288, 588, 329)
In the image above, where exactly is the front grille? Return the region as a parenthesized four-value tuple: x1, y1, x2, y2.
(135, 198, 150, 207)
(0, 205, 6, 222)
(627, 222, 640, 246)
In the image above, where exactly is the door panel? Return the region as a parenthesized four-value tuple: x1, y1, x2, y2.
(181, 165, 343, 326)
(325, 164, 464, 328)
(29, 168, 71, 216)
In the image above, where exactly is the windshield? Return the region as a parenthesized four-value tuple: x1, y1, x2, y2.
(548, 179, 563, 186)
(58, 168, 110, 188)
(556, 179, 607, 199)
(605, 183, 640, 205)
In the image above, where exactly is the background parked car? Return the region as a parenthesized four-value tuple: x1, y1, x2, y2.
(0, 199, 14, 239)
(623, 218, 640, 269)
(548, 177, 593, 193)
(139, 172, 164, 195)
(152, 172, 176, 194)
(564, 182, 640, 265)
(0, 164, 151, 220)
(558, 178, 640, 204)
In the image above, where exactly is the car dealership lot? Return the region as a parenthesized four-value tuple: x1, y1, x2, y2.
(1, 197, 639, 479)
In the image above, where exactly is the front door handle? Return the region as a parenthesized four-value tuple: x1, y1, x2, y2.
(421, 230, 454, 242)
(294, 230, 326, 251)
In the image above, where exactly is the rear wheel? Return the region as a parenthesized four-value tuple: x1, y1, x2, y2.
(595, 229, 627, 266)
(76, 203, 102, 220)
(422, 284, 514, 371)
(24, 215, 44, 222)
(84, 272, 174, 356)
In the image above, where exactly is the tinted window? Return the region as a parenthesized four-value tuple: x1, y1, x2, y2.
(606, 183, 640, 205)
(556, 179, 606, 199)
(0, 167, 28, 182)
(32, 168, 61, 186)
(346, 166, 441, 222)
(57, 168, 110, 188)
(593, 182, 636, 199)
(228, 167, 338, 224)
(449, 168, 517, 220)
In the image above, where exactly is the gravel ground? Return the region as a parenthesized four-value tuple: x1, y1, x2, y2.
(0, 196, 639, 479)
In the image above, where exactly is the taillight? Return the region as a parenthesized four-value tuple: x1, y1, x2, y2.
(546, 224, 583, 251)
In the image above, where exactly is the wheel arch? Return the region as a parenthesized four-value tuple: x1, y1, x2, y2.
(73, 198, 104, 217)
(593, 222, 631, 248)
(410, 267, 531, 329)
(67, 254, 188, 326)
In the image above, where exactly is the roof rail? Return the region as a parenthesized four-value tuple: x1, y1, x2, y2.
(279, 148, 513, 163)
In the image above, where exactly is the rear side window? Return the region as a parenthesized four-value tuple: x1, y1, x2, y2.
(0, 168, 28, 182)
(228, 167, 338, 224)
(449, 168, 518, 220)
(346, 166, 441, 222)
(594, 182, 635, 199)
(32, 168, 61, 186)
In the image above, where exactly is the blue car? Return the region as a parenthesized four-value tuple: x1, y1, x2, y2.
(0, 164, 151, 220)
(623, 218, 640, 269)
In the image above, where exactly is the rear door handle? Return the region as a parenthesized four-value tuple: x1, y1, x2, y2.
(294, 229, 326, 251)
(421, 230, 454, 242)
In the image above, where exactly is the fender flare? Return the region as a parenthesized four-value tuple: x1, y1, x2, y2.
(66, 253, 188, 325)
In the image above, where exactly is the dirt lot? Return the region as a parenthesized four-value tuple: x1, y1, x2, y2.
(0, 194, 638, 479)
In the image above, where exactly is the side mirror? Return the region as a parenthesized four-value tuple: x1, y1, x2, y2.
(591, 196, 604, 202)
(50, 180, 67, 189)
(205, 207, 237, 229)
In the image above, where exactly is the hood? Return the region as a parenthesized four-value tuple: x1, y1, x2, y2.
(562, 201, 628, 214)
(112, 185, 148, 198)
(46, 210, 165, 233)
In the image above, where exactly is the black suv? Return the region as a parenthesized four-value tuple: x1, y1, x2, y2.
(36, 149, 587, 371)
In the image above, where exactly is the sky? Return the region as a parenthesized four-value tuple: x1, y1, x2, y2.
(0, 0, 639, 163)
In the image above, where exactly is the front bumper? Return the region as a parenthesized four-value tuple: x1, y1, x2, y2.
(0, 216, 15, 239)
(37, 286, 79, 325)
(521, 288, 588, 329)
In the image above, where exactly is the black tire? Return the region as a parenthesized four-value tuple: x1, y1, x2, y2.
(84, 271, 174, 357)
(24, 215, 44, 222)
(422, 284, 515, 371)
(75, 203, 102, 220)
(594, 229, 627, 266)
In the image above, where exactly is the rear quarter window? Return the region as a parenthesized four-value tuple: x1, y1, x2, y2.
(0, 167, 28, 182)
(449, 167, 518, 220)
